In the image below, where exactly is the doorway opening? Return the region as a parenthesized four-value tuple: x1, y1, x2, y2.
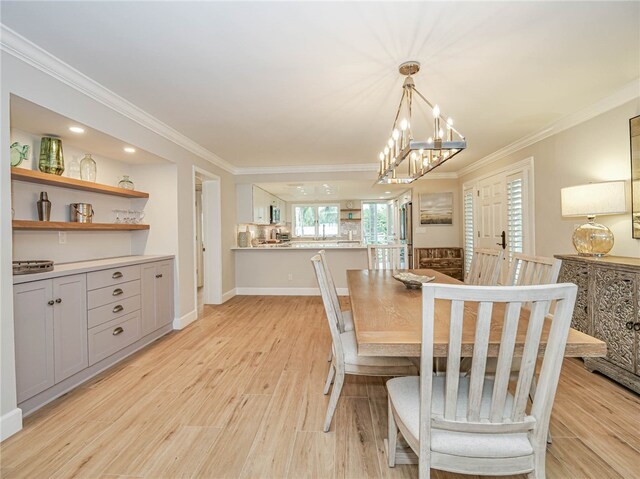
(362, 201, 394, 244)
(192, 167, 222, 319)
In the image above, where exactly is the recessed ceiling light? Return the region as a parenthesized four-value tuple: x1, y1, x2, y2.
(124, 147, 136, 153)
(322, 184, 329, 188)
(385, 191, 391, 194)
(379, 196, 385, 199)
(69, 126, 85, 133)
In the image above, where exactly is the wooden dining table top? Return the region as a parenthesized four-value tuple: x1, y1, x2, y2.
(347, 268, 607, 358)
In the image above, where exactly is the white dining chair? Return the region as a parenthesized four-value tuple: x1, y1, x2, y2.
(311, 254, 417, 432)
(508, 253, 562, 288)
(318, 250, 354, 362)
(386, 282, 577, 479)
(465, 248, 504, 285)
(367, 244, 408, 270)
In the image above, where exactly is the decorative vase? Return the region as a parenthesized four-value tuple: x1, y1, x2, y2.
(67, 157, 81, 179)
(10, 142, 29, 167)
(39, 137, 64, 175)
(80, 154, 97, 182)
(118, 175, 134, 190)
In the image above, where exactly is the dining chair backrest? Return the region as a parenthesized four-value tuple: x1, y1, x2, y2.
(367, 244, 407, 270)
(417, 282, 577, 473)
(318, 250, 348, 332)
(311, 254, 345, 364)
(466, 248, 504, 285)
(507, 253, 562, 286)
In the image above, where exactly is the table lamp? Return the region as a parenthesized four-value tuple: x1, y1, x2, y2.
(561, 181, 627, 256)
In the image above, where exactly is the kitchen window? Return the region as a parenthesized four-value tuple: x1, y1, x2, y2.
(292, 204, 339, 238)
(362, 201, 393, 244)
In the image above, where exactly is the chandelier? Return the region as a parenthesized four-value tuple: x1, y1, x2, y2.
(376, 61, 466, 184)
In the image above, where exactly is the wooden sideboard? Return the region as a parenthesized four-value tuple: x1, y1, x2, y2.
(556, 254, 640, 393)
(414, 247, 464, 281)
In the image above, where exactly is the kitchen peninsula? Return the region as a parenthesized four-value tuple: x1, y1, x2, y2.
(233, 242, 368, 295)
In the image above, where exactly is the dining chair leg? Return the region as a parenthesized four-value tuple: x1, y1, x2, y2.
(387, 398, 398, 467)
(527, 448, 546, 479)
(323, 364, 335, 395)
(327, 347, 333, 362)
(323, 369, 344, 433)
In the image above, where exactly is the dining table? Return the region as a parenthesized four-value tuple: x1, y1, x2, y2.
(347, 268, 607, 359)
(347, 268, 607, 466)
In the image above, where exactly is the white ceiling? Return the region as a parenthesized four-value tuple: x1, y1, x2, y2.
(10, 95, 168, 166)
(258, 180, 410, 202)
(1, 2, 638, 173)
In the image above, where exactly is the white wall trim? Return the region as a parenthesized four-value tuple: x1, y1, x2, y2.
(221, 288, 237, 303)
(173, 309, 197, 330)
(235, 287, 349, 296)
(0, 407, 22, 441)
(458, 78, 640, 178)
(0, 24, 236, 175)
(235, 163, 378, 175)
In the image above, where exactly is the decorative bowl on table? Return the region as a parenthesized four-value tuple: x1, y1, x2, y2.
(392, 271, 436, 289)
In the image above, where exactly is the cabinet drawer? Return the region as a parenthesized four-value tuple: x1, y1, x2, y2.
(88, 295, 141, 329)
(87, 265, 141, 291)
(88, 280, 141, 310)
(88, 312, 140, 366)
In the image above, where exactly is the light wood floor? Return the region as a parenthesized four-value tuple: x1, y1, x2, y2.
(2, 296, 639, 479)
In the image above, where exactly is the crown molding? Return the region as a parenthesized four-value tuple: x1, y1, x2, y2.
(234, 162, 378, 175)
(0, 24, 236, 174)
(458, 78, 640, 178)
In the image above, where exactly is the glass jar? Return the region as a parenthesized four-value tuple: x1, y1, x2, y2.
(80, 154, 97, 182)
(118, 175, 134, 190)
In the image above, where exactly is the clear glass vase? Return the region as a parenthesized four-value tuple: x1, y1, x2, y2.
(118, 175, 134, 190)
(80, 154, 97, 182)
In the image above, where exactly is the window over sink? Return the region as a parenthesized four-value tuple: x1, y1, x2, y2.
(292, 204, 339, 238)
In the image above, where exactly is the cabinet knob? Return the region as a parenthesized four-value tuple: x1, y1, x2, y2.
(112, 305, 124, 313)
(112, 271, 123, 279)
(634, 322, 640, 332)
(626, 321, 634, 330)
(47, 300, 54, 306)
(112, 327, 124, 336)
(155, 274, 163, 278)
(112, 288, 124, 296)
(55, 298, 62, 304)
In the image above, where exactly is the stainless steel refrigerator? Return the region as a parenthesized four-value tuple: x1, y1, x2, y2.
(399, 201, 413, 268)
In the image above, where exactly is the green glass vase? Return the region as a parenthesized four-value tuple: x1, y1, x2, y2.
(39, 137, 64, 175)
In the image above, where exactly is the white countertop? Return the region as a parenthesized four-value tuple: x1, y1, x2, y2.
(13, 255, 174, 284)
(232, 242, 367, 251)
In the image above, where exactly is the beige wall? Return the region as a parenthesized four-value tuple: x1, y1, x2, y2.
(235, 248, 369, 291)
(460, 99, 640, 258)
(411, 179, 461, 249)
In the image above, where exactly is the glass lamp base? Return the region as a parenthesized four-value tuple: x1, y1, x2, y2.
(572, 220, 614, 257)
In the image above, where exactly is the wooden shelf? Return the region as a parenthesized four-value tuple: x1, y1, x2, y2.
(340, 208, 361, 212)
(12, 220, 150, 231)
(340, 218, 361, 222)
(11, 168, 149, 199)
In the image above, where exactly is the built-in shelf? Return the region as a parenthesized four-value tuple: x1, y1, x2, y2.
(340, 219, 361, 222)
(340, 208, 361, 212)
(11, 168, 149, 199)
(12, 220, 150, 231)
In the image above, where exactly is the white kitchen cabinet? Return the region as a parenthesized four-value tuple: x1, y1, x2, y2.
(13, 280, 55, 403)
(141, 260, 174, 336)
(52, 274, 88, 383)
(236, 184, 286, 225)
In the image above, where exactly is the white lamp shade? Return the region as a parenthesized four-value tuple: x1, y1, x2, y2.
(561, 181, 627, 217)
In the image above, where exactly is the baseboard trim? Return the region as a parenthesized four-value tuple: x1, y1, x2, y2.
(0, 408, 23, 441)
(235, 287, 348, 296)
(221, 288, 236, 303)
(173, 309, 198, 330)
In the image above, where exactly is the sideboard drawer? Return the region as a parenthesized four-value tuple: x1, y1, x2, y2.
(88, 295, 140, 329)
(87, 265, 141, 291)
(88, 312, 140, 366)
(88, 280, 141, 310)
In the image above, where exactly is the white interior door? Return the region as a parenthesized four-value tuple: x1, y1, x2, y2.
(477, 175, 508, 281)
